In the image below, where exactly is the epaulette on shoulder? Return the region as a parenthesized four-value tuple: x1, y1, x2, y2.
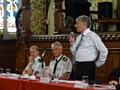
(50, 58, 55, 62)
(62, 57, 68, 62)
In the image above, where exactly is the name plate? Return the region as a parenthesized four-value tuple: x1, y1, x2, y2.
(74, 82, 89, 89)
(40, 77, 50, 83)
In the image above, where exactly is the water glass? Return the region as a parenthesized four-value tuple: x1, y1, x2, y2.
(0, 68, 3, 76)
(6, 68, 10, 77)
(82, 76, 88, 83)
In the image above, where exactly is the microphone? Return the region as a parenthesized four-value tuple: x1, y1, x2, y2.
(38, 46, 47, 67)
(41, 46, 47, 58)
(70, 32, 74, 44)
(70, 31, 74, 37)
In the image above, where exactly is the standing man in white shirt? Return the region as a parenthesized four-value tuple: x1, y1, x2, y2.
(69, 15, 108, 80)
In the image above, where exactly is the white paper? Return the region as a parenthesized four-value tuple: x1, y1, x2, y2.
(40, 77, 50, 83)
(74, 82, 89, 89)
(93, 84, 116, 89)
(57, 80, 80, 84)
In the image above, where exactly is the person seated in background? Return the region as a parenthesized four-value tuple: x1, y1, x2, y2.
(48, 42, 72, 80)
(108, 78, 120, 90)
(22, 45, 46, 77)
(109, 80, 118, 86)
(108, 67, 120, 90)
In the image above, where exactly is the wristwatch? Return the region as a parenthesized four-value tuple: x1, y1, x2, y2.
(29, 62, 32, 65)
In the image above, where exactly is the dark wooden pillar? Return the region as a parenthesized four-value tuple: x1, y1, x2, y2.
(117, 0, 120, 31)
(117, 0, 120, 19)
(54, 0, 63, 33)
(15, 0, 31, 73)
(22, 0, 31, 42)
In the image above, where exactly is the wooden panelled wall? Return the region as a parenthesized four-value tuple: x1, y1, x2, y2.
(14, 32, 120, 83)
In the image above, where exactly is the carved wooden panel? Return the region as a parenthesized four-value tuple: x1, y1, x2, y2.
(0, 39, 16, 73)
(16, 44, 26, 73)
(96, 48, 120, 82)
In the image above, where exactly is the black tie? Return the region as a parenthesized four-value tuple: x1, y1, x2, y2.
(52, 55, 63, 74)
(53, 59, 59, 74)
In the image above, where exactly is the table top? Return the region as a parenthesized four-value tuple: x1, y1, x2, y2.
(0, 75, 116, 90)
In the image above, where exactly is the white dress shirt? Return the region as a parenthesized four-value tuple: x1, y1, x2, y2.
(25, 56, 46, 76)
(70, 28, 108, 67)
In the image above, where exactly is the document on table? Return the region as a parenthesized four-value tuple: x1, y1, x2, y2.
(93, 84, 116, 89)
(56, 80, 81, 84)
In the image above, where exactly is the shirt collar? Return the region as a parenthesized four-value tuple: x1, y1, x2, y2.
(34, 56, 41, 61)
(55, 54, 63, 61)
(82, 28, 90, 36)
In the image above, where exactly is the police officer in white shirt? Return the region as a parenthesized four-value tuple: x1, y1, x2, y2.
(48, 42, 72, 79)
(22, 45, 46, 77)
(69, 15, 108, 80)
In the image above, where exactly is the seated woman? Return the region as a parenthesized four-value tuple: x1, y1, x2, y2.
(22, 45, 46, 77)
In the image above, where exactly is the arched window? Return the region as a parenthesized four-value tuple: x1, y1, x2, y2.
(0, 0, 22, 38)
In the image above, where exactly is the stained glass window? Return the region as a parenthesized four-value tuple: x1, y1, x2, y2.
(0, 0, 4, 30)
(7, 0, 18, 34)
(0, 0, 21, 38)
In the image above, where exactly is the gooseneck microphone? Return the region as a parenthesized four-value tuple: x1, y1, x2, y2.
(32, 46, 47, 76)
(41, 46, 47, 58)
(38, 46, 47, 68)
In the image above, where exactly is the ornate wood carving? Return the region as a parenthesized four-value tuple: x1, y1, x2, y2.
(26, 33, 120, 42)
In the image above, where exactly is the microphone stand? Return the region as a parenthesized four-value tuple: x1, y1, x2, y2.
(32, 62, 40, 76)
(32, 47, 47, 76)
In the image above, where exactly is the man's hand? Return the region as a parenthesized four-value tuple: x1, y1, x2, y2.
(29, 56, 33, 63)
(69, 35, 75, 45)
(59, 72, 70, 80)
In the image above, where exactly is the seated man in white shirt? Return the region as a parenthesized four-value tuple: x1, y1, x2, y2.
(22, 45, 46, 77)
(48, 42, 72, 80)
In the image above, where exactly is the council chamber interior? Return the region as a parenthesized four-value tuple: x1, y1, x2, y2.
(0, 0, 120, 85)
